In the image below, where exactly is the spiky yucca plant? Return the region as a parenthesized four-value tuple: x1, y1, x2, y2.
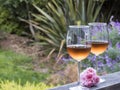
(30, 0, 105, 60)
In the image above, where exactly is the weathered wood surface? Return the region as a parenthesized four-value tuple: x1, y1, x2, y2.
(49, 71, 120, 90)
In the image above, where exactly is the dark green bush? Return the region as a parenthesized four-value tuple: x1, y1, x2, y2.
(0, 0, 48, 36)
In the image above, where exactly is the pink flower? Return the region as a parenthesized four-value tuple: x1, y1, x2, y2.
(94, 76, 100, 83)
(86, 73, 93, 79)
(86, 67, 96, 74)
(80, 67, 100, 87)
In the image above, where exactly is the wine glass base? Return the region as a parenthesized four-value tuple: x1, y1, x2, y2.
(69, 78, 105, 90)
(69, 85, 89, 90)
(99, 78, 105, 83)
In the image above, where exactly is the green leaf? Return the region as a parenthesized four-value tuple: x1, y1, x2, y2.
(33, 4, 55, 23)
(93, 0, 105, 21)
(57, 39, 65, 58)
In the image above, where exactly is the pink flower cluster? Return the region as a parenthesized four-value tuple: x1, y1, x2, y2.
(80, 67, 100, 87)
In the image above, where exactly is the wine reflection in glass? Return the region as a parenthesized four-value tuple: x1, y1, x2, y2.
(88, 22, 109, 81)
(67, 25, 91, 85)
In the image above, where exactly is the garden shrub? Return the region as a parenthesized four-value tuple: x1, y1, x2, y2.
(0, 6, 25, 35)
(31, 0, 105, 60)
(0, 0, 48, 36)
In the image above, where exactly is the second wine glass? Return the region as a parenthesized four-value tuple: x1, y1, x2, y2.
(88, 22, 109, 73)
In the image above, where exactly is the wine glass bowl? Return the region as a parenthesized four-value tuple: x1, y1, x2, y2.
(91, 41, 108, 56)
(89, 22, 109, 56)
(67, 45, 91, 61)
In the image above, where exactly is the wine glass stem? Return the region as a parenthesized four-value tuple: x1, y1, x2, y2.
(78, 61, 82, 85)
(95, 55, 98, 72)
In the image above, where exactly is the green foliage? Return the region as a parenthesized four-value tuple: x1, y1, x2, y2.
(0, 80, 53, 90)
(64, 0, 105, 25)
(0, 6, 26, 35)
(0, 7, 20, 34)
(0, 49, 50, 85)
(109, 27, 120, 46)
(31, 0, 105, 59)
(107, 47, 120, 60)
(32, 1, 67, 59)
(0, 0, 49, 36)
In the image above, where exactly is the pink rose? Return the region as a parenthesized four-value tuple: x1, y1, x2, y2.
(94, 76, 100, 84)
(86, 73, 93, 80)
(86, 67, 96, 74)
(80, 67, 100, 87)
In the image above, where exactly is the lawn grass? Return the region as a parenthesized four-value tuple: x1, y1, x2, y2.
(0, 49, 50, 85)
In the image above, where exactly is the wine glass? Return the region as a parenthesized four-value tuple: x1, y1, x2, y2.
(67, 25, 91, 86)
(88, 22, 109, 81)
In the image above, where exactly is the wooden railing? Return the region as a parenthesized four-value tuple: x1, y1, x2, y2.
(49, 71, 120, 90)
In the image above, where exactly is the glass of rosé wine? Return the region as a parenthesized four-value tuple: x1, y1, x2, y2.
(67, 25, 91, 85)
(88, 22, 109, 82)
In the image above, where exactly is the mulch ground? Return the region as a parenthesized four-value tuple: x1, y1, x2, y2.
(0, 33, 49, 73)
